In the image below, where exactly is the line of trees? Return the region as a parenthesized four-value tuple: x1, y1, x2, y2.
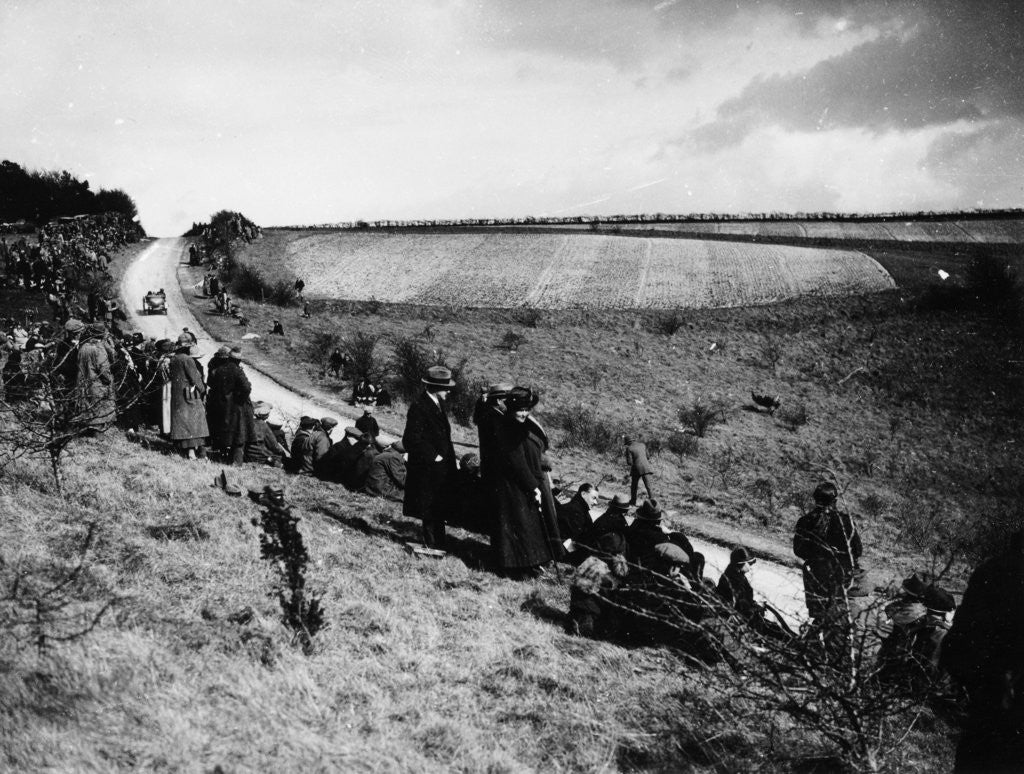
(0, 159, 139, 225)
(278, 207, 1024, 231)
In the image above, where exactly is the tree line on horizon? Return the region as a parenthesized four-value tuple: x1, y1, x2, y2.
(0, 159, 139, 226)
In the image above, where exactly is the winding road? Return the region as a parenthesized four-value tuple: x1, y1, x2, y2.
(121, 237, 808, 625)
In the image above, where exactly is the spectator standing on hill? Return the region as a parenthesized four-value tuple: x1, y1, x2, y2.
(624, 435, 654, 505)
(793, 481, 862, 625)
(206, 346, 256, 464)
(168, 335, 209, 460)
(490, 386, 563, 577)
(402, 366, 458, 550)
(941, 531, 1024, 773)
(75, 323, 117, 434)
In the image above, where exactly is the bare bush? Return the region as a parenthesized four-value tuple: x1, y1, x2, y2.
(649, 309, 688, 336)
(678, 399, 726, 438)
(344, 331, 381, 383)
(548, 404, 626, 454)
(499, 330, 527, 352)
(666, 431, 699, 457)
(390, 336, 435, 403)
(510, 307, 543, 328)
(757, 333, 784, 371)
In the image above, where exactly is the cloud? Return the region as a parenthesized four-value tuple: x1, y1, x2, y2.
(688, 0, 1024, 149)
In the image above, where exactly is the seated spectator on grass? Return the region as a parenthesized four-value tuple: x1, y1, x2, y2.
(270, 319, 284, 336)
(288, 415, 330, 475)
(245, 401, 290, 467)
(627, 499, 705, 583)
(355, 405, 379, 443)
(363, 440, 407, 502)
(320, 416, 338, 445)
(717, 547, 789, 640)
(575, 494, 631, 559)
(314, 426, 376, 489)
(557, 483, 599, 545)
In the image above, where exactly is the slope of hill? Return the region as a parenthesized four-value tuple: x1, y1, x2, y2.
(258, 230, 893, 309)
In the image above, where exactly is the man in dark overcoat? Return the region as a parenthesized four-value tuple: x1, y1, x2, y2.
(364, 440, 407, 502)
(402, 366, 457, 549)
(206, 346, 256, 464)
(941, 531, 1024, 773)
(624, 435, 654, 505)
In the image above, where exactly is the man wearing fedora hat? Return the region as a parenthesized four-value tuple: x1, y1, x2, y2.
(628, 499, 704, 582)
(575, 493, 631, 561)
(402, 365, 458, 549)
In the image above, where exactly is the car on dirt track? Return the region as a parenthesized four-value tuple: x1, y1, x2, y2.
(143, 291, 167, 315)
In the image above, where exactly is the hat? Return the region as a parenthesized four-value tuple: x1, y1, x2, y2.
(391, 440, 406, 453)
(228, 346, 243, 360)
(488, 381, 513, 398)
(299, 415, 316, 429)
(253, 401, 272, 417)
(813, 481, 838, 505)
(214, 345, 231, 358)
(653, 542, 690, 569)
(343, 426, 364, 439)
(63, 318, 85, 334)
(86, 322, 106, 337)
(506, 386, 539, 411)
(634, 499, 665, 522)
(607, 494, 631, 511)
(901, 572, 929, 599)
(924, 586, 956, 613)
(176, 332, 193, 348)
(596, 532, 626, 556)
(320, 417, 339, 431)
(730, 546, 756, 566)
(422, 365, 456, 389)
(213, 470, 242, 497)
(157, 338, 175, 354)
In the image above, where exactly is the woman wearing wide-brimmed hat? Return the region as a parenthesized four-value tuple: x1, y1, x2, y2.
(490, 386, 564, 577)
(168, 333, 209, 459)
(402, 366, 458, 549)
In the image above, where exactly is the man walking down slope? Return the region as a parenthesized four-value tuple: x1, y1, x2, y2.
(624, 435, 654, 506)
(402, 366, 458, 550)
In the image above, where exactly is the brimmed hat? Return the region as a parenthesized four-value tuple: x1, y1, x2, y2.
(653, 542, 690, 569)
(343, 426, 364, 440)
(391, 440, 406, 453)
(730, 546, 756, 566)
(607, 494, 631, 511)
(924, 586, 956, 613)
(228, 346, 243, 360)
(901, 572, 929, 599)
(634, 499, 664, 522)
(422, 365, 456, 389)
(176, 332, 193, 348)
(320, 417, 339, 431)
(299, 415, 316, 429)
(63, 318, 85, 334)
(488, 381, 514, 398)
(506, 386, 539, 411)
(253, 401, 272, 417)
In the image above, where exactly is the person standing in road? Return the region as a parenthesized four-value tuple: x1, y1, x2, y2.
(624, 435, 654, 505)
(402, 366, 458, 549)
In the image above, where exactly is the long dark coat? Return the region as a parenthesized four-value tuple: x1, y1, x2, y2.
(490, 414, 563, 569)
(206, 359, 256, 448)
(402, 392, 456, 519)
(76, 338, 116, 429)
(168, 351, 209, 441)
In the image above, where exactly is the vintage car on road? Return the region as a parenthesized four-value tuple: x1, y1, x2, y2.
(143, 290, 168, 315)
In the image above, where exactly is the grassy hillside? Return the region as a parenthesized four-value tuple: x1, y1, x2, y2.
(7, 432, 955, 771)
(190, 231, 1023, 581)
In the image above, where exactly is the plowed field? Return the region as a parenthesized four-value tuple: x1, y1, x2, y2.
(268, 231, 893, 309)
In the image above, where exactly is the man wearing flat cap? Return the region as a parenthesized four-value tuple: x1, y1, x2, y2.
(402, 365, 458, 549)
(364, 440, 407, 502)
(290, 416, 330, 475)
(245, 401, 289, 466)
(315, 426, 375, 490)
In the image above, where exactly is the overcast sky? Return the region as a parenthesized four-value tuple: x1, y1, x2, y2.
(2, 0, 1022, 235)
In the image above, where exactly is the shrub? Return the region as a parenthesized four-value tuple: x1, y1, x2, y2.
(305, 328, 343, 374)
(666, 431, 699, 457)
(345, 331, 381, 382)
(442, 357, 485, 428)
(251, 492, 327, 654)
(391, 336, 436, 403)
(966, 252, 1020, 310)
(757, 333, 783, 371)
(510, 307, 543, 328)
(649, 309, 687, 336)
(547, 405, 626, 454)
(229, 262, 297, 306)
(499, 330, 527, 351)
(678, 399, 724, 437)
(776, 402, 809, 431)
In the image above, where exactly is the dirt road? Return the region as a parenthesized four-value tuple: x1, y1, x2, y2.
(121, 238, 808, 625)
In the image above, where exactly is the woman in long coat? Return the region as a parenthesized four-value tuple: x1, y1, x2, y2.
(169, 337, 209, 459)
(490, 387, 563, 577)
(75, 323, 117, 432)
(206, 346, 256, 464)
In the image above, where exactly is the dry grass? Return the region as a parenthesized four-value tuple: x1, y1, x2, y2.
(4, 433, 798, 771)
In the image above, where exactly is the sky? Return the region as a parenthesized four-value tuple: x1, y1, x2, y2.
(1, 0, 1022, 236)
